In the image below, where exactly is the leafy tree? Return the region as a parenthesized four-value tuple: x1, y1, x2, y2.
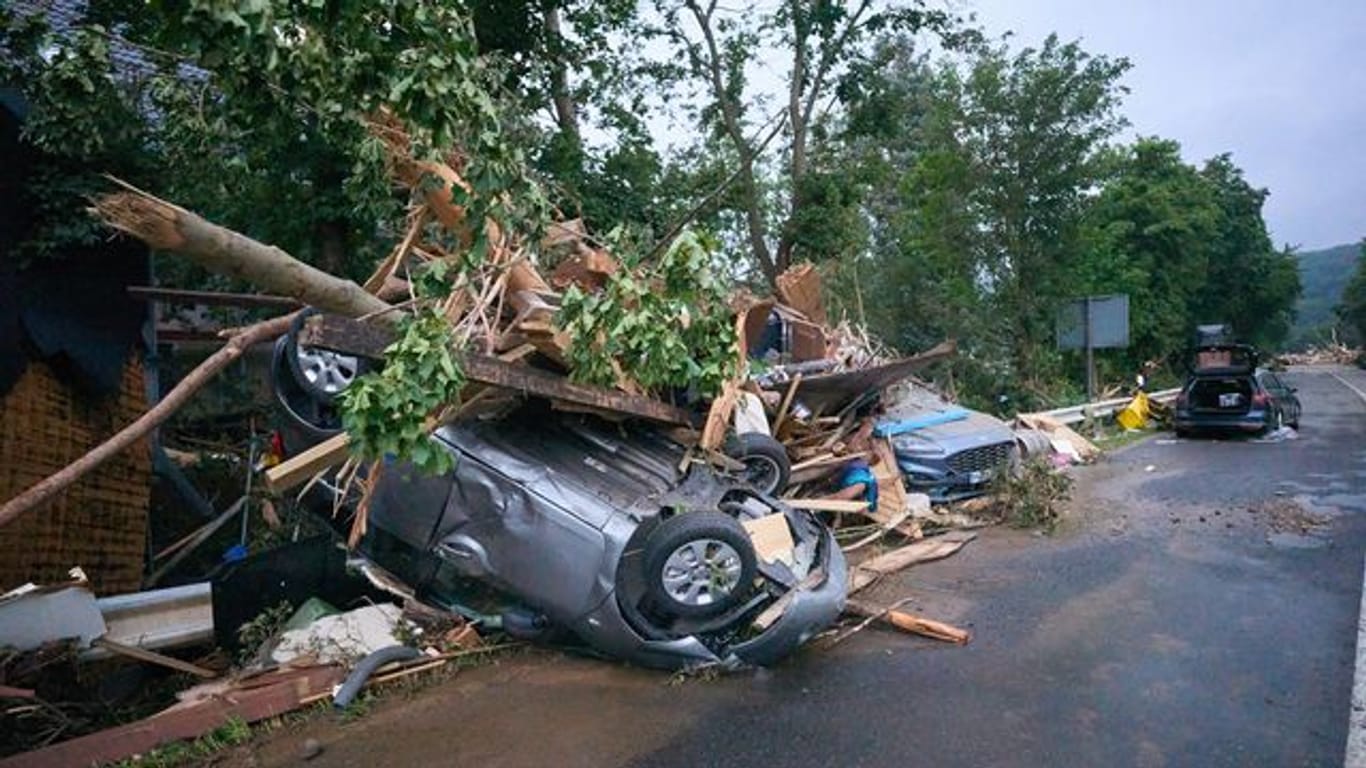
(838, 34, 1131, 407)
(1338, 240, 1366, 345)
(1193, 155, 1301, 350)
(646, 0, 961, 284)
(1080, 138, 1221, 372)
(3, 1, 547, 285)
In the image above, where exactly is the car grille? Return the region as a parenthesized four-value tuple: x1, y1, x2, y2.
(946, 441, 1014, 475)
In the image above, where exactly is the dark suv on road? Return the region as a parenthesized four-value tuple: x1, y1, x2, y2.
(1174, 344, 1301, 436)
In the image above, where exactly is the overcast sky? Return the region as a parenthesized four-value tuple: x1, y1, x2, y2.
(968, 0, 1366, 251)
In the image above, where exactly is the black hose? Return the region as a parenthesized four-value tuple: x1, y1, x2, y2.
(332, 645, 422, 709)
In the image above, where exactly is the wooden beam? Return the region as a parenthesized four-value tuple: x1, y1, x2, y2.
(263, 433, 351, 494)
(844, 600, 971, 645)
(91, 638, 219, 678)
(783, 498, 870, 513)
(771, 373, 804, 437)
(299, 314, 697, 427)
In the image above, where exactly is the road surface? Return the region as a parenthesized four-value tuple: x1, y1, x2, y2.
(235, 365, 1366, 768)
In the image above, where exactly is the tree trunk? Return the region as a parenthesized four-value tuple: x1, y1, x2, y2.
(544, 6, 581, 146)
(0, 314, 297, 528)
(685, 0, 776, 284)
(93, 190, 391, 320)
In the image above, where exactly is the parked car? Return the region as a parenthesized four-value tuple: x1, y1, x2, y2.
(271, 321, 844, 671)
(880, 385, 1018, 502)
(1174, 344, 1301, 436)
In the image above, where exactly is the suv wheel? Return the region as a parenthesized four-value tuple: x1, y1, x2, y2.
(725, 433, 791, 496)
(644, 512, 756, 619)
(287, 309, 364, 403)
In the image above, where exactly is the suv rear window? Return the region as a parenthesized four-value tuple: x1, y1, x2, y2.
(1188, 377, 1253, 412)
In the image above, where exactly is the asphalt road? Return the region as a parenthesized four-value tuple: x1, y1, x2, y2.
(239, 366, 1366, 768)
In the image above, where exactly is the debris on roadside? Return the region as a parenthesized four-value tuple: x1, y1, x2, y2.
(1014, 412, 1101, 465)
(1276, 342, 1362, 366)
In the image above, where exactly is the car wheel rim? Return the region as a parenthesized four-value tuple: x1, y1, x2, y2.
(743, 455, 781, 494)
(660, 539, 743, 607)
(296, 346, 359, 395)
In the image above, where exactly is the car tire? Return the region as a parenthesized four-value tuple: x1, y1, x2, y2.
(643, 512, 757, 620)
(286, 308, 365, 404)
(725, 433, 791, 496)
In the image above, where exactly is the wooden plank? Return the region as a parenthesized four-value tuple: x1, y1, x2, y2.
(263, 432, 351, 493)
(1, 666, 343, 768)
(299, 314, 697, 427)
(771, 373, 803, 436)
(790, 451, 865, 473)
(844, 600, 971, 645)
(788, 453, 871, 486)
(699, 379, 741, 450)
(783, 499, 870, 513)
(847, 531, 977, 594)
(870, 437, 912, 519)
(462, 354, 696, 426)
(90, 638, 218, 678)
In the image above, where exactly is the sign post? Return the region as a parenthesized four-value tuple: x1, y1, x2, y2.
(1057, 294, 1129, 402)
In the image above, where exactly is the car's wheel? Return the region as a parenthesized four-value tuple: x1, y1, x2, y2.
(643, 512, 757, 620)
(725, 433, 791, 496)
(286, 309, 364, 403)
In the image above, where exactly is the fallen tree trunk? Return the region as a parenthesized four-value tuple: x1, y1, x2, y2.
(0, 314, 296, 528)
(92, 185, 391, 320)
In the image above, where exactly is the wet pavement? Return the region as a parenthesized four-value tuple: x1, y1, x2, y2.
(235, 366, 1366, 768)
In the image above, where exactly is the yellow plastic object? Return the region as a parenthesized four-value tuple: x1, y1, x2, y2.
(1115, 391, 1151, 430)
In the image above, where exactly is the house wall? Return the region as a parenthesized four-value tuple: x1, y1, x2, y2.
(0, 357, 151, 595)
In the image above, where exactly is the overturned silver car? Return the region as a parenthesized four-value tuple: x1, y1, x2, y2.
(273, 335, 846, 670)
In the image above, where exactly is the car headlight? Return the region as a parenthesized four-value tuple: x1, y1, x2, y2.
(890, 433, 947, 457)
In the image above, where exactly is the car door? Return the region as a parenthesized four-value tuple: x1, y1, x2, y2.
(1262, 372, 1298, 423)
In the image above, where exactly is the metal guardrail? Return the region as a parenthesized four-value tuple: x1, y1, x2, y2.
(1031, 388, 1180, 426)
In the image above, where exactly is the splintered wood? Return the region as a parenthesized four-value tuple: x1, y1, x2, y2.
(847, 531, 977, 594)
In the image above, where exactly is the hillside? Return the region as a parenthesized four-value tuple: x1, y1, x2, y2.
(1290, 242, 1363, 348)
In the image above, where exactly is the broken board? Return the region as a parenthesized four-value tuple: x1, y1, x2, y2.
(847, 531, 977, 594)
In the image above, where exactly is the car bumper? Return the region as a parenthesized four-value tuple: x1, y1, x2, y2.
(1174, 409, 1270, 433)
(897, 457, 1003, 502)
(726, 532, 847, 667)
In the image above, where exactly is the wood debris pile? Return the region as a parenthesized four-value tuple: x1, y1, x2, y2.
(1276, 342, 1363, 366)
(58, 116, 959, 550)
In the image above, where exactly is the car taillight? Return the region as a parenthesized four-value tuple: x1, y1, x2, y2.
(1251, 391, 1270, 407)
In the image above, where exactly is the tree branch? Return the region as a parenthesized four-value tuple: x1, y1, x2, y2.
(682, 0, 777, 282)
(0, 314, 297, 529)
